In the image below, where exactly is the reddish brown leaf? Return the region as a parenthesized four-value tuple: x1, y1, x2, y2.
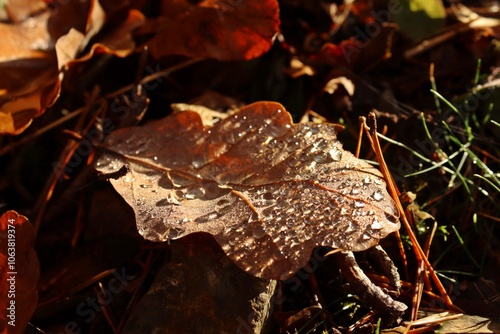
(136, 0, 280, 61)
(0, 1, 142, 135)
(59, 9, 146, 67)
(0, 211, 40, 333)
(0, 5, 58, 134)
(95, 102, 400, 280)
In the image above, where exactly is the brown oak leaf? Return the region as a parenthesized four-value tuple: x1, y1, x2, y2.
(95, 102, 400, 280)
(0, 211, 40, 333)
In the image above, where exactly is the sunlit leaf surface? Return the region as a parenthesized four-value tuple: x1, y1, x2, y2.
(96, 102, 400, 279)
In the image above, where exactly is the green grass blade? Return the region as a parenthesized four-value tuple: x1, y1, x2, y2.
(451, 225, 481, 270)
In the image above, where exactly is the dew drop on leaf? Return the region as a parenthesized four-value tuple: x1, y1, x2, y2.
(313, 138, 328, 149)
(340, 207, 350, 215)
(354, 201, 366, 208)
(371, 219, 383, 230)
(96, 101, 400, 280)
(329, 148, 343, 161)
(372, 190, 384, 201)
(215, 199, 233, 215)
(168, 227, 185, 239)
(252, 225, 266, 239)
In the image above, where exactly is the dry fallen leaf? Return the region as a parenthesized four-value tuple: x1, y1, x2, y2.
(0, 210, 40, 334)
(0, 6, 59, 135)
(136, 0, 280, 61)
(0, 1, 143, 135)
(95, 102, 400, 279)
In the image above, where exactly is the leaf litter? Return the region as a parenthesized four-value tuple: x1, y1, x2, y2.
(4, 0, 500, 332)
(95, 101, 400, 280)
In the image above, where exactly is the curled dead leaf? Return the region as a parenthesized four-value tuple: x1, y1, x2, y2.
(0, 7, 59, 135)
(95, 102, 400, 280)
(323, 76, 355, 96)
(0, 1, 143, 135)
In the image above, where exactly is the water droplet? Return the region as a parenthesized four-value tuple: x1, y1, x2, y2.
(267, 138, 278, 148)
(302, 229, 313, 241)
(226, 132, 238, 144)
(273, 249, 285, 261)
(286, 141, 300, 152)
(153, 156, 158, 161)
(313, 152, 330, 163)
(279, 187, 290, 196)
(269, 125, 288, 137)
(255, 192, 277, 207)
(372, 190, 384, 201)
(313, 138, 328, 149)
(362, 233, 371, 240)
(140, 184, 151, 188)
(283, 218, 293, 228)
(328, 199, 338, 209)
(123, 174, 134, 183)
(354, 200, 365, 208)
(300, 152, 311, 162)
(137, 197, 146, 206)
(215, 199, 232, 215)
(329, 149, 342, 161)
(252, 225, 266, 239)
(344, 221, 357, 233)
(340, 207, 350, 215)
(363, 176, 372, 184)
(170, 173, 193, 187)
(287, 157, 301, 167)
(371, 219, 383, 230)
(168, 227, 185, 239)
(192, 156, 205, 168)
(185, 186, 206, 199)
(351, 187, 360, 195)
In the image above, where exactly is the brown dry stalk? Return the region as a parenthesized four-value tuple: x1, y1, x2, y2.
(362, 112, 459, 315)
(358, 116, 409, 281)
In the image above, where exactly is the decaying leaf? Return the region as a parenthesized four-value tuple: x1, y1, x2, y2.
(0, 210, 40, 333)
(136, 0, 280, 61)
(0, 0, 143, 135)
(95, 102, 400, 280)
(0, 7, 59, 135)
